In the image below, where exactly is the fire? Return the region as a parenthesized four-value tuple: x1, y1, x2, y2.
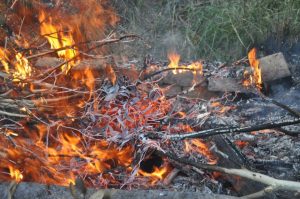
(105, 65, 117, 85)
(39, 11, 79, 73)
(244, 48, 262, 89)
(168, 52, 181, 74)
(210, 101, 234, 114)
(168, 52, 203, 75)
(9, 166, 23, 182)
(0, 47, 32, 81)
(138, 164, 171, 185)
(0, 1, 219, 189)
(170, 124, 217, 165)
(184, 139, 217, 165)
(13, 52, 32, 81)
(0, 47, 10, 73)
(0, 85, 177, 187)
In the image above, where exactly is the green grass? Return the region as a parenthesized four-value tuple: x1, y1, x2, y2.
(115, 0, 300, 61)
(182, 0, 300, 60)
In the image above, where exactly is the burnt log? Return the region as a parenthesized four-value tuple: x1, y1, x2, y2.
(160, 70, 204, 87)
(207, 77, 247, 92)
(259, 52, 291, 82)
(0, 182, 238, 199)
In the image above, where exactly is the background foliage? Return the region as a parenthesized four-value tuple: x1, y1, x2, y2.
(114, 0, 300, 61)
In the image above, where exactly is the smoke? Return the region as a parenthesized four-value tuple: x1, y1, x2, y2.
(112, 1, 197, 62)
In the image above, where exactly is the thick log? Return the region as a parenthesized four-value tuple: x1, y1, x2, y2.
(207, 77, 247, 92)
(0, 182, 237, 199)
(160, 71, 204, 87)
(259, 52, 291, 82)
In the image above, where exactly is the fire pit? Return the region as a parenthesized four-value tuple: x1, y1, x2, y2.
(0, 1, 299, 199)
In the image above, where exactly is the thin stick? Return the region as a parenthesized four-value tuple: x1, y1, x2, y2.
(0, 110, 27, 118)
(35, 35, 140, 79)
(151, 117, 300, 140)
(26, 34, 141, 60)
(10, 0, 19, 9)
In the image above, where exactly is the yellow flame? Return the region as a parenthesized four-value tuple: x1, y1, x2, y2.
(39, 11, 78, 73)
(138, 165, 170, 185)
(168, 52, 181, 74)
(13, 53, 32, 81)
(9, 166, 23, 182)
(0, 47, 10, 73)
(247, 48, 262, 89)
(0, 48, 31, 81)
(168, 52, 203, 76)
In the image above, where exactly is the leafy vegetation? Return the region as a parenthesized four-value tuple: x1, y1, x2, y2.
(115, 0, 300, 61)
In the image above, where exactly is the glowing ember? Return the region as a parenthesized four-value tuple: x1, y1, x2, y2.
(210, 101, 235, 114)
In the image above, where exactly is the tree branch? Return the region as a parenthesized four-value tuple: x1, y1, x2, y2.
(154, 117, 300, 140)
(157, 150, 300, 197)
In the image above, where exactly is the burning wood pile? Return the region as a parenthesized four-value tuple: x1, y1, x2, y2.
(0, 1, 299, 199)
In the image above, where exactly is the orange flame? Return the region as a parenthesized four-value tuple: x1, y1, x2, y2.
(9, 166, 23, 182)
(0, 2, 221, 188)
(0, 47, 32, 81)
(138, 164, 171, 185)
(184, 139, 217, 165)
(13, 52, 32, 81)
(210, 101, 234, 114)
(168, 52, 181, 74)
(39, 11, 79, 73)
(246, 48, 262, 89)
(0, 47, 10, 73)
(168, 52, 203, 75)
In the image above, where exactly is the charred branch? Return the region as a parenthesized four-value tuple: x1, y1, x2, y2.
(155, 117, 300, 140)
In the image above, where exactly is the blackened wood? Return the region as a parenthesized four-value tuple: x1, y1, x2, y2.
(212, 135, 269, 197)
(162, 117, 300, 140)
